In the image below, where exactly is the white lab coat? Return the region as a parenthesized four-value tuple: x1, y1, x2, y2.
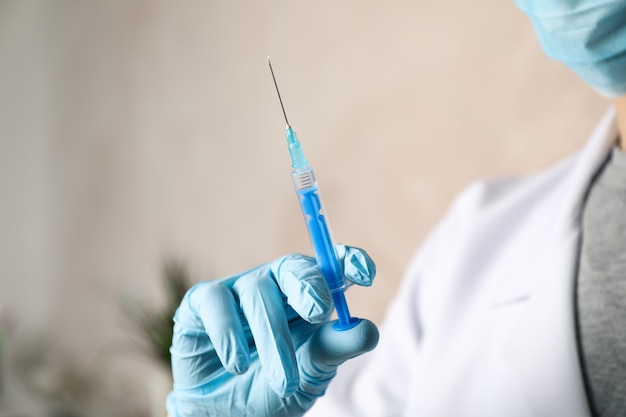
(308, 109, 618, 417)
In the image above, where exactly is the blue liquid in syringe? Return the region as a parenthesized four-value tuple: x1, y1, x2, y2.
(296, 183, 360, 330)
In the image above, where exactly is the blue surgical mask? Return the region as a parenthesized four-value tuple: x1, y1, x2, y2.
(515, 0, 626, 97)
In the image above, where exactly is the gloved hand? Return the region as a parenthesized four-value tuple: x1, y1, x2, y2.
(514, 0, 626, 97)
(166, 245, 379, 417)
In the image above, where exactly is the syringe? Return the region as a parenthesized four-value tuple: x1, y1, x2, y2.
(268, 57, 360, 331)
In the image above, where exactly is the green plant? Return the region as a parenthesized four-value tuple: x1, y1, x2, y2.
(122, 260, 192, 370)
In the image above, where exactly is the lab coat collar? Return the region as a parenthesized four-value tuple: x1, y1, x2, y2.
(495, 108, 617, 417)
(556, 107, 618, 231)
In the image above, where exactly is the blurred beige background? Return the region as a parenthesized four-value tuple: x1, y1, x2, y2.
(0, 0, 609, 414)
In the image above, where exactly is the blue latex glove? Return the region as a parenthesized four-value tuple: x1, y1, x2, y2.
(167, 245, 379, 417)
(515, 0, 626, 97)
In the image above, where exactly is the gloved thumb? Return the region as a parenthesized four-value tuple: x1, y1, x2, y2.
(337, 245, 376, 287)
(297, 319, 379, 397)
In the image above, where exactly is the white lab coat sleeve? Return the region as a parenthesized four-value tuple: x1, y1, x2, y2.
(305, 183, 477, 417)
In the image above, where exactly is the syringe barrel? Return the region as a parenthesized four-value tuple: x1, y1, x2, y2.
(291, 167, 346, 293)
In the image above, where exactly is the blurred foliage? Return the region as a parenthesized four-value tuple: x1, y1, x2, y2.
(121, 260, 192, 371)
(6, 333, 149, 417)
(0, 261, 191, 416)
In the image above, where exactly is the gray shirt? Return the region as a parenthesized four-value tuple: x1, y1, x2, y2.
(577, 146, 626, 417)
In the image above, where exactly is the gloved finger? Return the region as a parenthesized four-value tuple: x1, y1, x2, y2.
(336, 245, 376, 287)
(169, 281, 246, 389)
(232, 268, 299, 397)
(188, 281, 250, 375)
(297, 318, 379, 397)
(270, 254, 333, 324)
(170, 320, 223, 390)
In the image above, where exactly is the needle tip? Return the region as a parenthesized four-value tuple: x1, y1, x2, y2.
(268, 57, 290, 126)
